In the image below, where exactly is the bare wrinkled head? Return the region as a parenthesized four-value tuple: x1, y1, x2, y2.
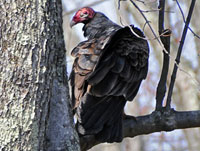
(70, 7, 96, 27)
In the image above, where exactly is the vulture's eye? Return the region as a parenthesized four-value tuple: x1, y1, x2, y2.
(80, 12, 88, 18)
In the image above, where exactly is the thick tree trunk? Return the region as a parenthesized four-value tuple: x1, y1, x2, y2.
(0, 0, 80, 151)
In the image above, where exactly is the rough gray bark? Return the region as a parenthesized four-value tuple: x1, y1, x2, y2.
(0, 0, 80, 151)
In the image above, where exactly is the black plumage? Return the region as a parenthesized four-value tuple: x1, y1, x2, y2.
(70, 7, 149, 143)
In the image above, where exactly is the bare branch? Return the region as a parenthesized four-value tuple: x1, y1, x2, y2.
(140, 9, 173, 14)
(175, 0, 200, 39)
(129, 0, 161, 44)
(166, 0, 196, 108)
(80, 109, 200, 151)
(155, 0, 171, 111)
(156, 29, 171, 110)
(124, 109, 200, 136)
(136, 0, 145, 4)
(158, 0, 165, 34)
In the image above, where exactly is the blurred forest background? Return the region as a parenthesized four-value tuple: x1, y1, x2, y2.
(62, 0, 200, 151)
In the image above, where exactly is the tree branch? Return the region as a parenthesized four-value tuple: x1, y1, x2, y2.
(155, 0, 171, 110)
(166, 0, 196, 108)
(80, 109, 200, 151)
(129, 0, 159, 42)
(156, 30, 171, 110)
(158, 0, 165, 34)
(175, 0, 200, 39)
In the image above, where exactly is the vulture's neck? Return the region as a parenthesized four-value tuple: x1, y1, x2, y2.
(82, 12, 121, 39)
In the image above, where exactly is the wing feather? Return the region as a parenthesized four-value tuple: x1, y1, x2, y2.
(90, 72, 118, 96)
(111, 56, 125, 73)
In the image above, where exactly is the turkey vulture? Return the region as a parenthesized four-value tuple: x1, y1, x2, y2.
(70, 7, 149, 143)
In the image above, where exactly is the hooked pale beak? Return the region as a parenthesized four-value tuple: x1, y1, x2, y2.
(70, 20, 76, 28)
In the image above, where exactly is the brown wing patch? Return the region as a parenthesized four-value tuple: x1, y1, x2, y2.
(70, 36, 112, 109)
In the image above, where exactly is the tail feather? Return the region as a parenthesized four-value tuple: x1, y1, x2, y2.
(97, 104, 124, 142)
(76, 93, 126, 143)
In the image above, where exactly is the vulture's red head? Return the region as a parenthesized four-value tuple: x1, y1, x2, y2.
(70, 7, 95, 27)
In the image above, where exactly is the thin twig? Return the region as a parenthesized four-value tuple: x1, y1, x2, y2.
(175, 0, 200, 39)
(140, 9, 160, 13)
(136, 0, 145, 4)
(166, 0, 196, 108)
(129, 0, 161, 44)
(126, 0, 175, 69)
(118, 11, 170, 41)
(140, 9, 174, 14)
(135, 0, 161, 6)
(118, 1, 170, 42)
